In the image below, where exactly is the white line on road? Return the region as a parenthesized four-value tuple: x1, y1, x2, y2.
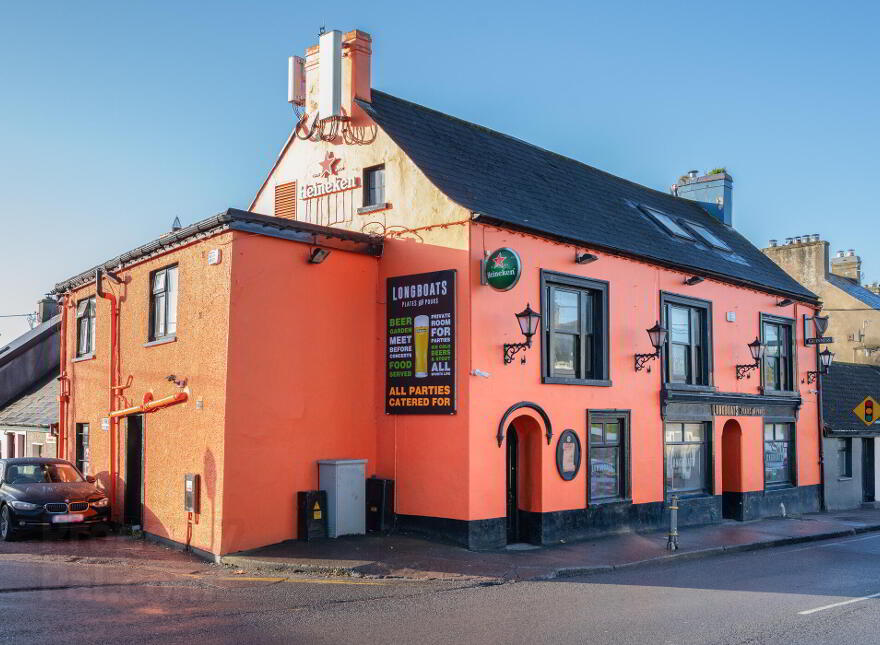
(799, 592, 880, 615)
(785, 533, 880, 554)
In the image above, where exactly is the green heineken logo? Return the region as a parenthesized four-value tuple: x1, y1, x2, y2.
(486, 248, 522, 291)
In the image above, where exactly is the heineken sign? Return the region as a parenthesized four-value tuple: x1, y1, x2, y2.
(485, 248, 522, 291)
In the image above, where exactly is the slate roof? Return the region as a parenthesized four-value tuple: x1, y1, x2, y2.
(822, 362, 880, 433)
(0, 314, 61, 367)
(357, 91, 818, 302)
(827, 274, 880, 310)
(0, 372, 58, 428)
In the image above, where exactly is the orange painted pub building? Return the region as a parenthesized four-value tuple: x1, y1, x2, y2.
(54, 29, 824, 557)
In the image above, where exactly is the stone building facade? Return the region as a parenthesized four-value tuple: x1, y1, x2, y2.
(763, 237, 880, 366)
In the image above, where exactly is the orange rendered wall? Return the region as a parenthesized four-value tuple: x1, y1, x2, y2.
(467, 222, 821, 520)
(63, 232, 234, 554)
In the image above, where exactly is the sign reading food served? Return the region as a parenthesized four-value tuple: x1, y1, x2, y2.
(485, 248, 522, 291)
(386, 270, 456, 414)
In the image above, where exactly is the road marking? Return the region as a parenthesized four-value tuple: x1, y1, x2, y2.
(799, 592, 880, 615)
(284, 578, 389, 586)
(218, 576, 287, 582)
(786, 533, 880, 553)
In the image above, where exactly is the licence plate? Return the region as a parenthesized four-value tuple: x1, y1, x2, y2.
(51, 514, 84, 524)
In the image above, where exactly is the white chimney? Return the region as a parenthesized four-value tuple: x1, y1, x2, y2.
(319, 30, 342, 117)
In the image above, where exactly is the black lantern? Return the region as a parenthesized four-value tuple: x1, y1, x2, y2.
(807, 348, 835, 383)
(504, 304, 541, 365)
(635, 321, 668, 372)
(812, 314, 829, 337)
(736, 337, 764, 380)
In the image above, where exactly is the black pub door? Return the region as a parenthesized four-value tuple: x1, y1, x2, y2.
(125, 415, 144, 526)
(506, 426, 519, 543)
(863, 438, 875, 504)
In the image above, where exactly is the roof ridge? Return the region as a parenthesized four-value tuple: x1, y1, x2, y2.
(366, 90, 709, 220)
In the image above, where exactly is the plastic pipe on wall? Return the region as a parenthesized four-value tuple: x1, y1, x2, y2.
(58, 295, 70, 460)
(96, 270, 119, 518)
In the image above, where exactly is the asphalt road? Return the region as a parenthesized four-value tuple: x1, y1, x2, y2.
(2, 532, 880, 644)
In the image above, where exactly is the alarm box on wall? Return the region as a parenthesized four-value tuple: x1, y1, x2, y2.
(184, 473, 200, 513)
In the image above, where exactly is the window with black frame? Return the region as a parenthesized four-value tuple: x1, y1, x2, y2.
(542, 272, 608, 384)
(664, 299, 709, 385)
(75, 297, 96, 357)
(149, 265, 178, 341)
(762, 317, 794, 391)
(764, 422, 795, 486)
(665, 422, 709, 494)
(589, 415, 627, 502)
(363, 165, 385, 207)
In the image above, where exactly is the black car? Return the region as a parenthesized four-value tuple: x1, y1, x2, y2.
(0, 458, 111, 541)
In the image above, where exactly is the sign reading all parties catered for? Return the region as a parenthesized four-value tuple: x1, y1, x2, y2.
(386, 270, 456, 414)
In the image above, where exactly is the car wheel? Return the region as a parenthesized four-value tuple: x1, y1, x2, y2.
(0, 506, 16, 542)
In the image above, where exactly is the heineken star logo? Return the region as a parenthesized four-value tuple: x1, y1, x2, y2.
(316, 152, 342, 178)
(491, 254, 508, 268)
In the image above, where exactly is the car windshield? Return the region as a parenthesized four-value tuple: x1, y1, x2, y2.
(5, 463, 84, 484)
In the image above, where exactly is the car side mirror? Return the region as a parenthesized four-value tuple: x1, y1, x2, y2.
(86, 475, 97, 484)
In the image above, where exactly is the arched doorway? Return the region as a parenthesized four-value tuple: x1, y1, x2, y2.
(504, 414, 545, 544)
(721, 419, 743, 520)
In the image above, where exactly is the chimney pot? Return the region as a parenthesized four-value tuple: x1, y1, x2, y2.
(688, 170, 699, 178)
(769, 239, 778, 247)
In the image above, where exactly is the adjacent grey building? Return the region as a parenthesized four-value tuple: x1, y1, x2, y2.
(0, 299, 61, 458)
(821, 362, 880, 510)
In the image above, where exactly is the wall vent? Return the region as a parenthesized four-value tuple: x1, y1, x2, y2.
(275, 181, 297, 220)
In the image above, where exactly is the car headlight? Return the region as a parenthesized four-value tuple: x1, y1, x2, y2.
(10, 501, 40, 511)
(90, 498, 110, 508)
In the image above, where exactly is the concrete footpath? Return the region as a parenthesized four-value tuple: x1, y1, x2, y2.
(220, 507, 880, 582)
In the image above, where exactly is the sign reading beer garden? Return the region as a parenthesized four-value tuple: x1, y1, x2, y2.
(386, 270, 456, 414)
(485, 248, 522, 291)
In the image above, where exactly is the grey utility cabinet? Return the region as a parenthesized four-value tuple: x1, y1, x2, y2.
(317, 459, 367, 538)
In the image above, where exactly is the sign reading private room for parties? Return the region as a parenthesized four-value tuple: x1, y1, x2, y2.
(485, 248, 522, 291)
(386, 270, 456, 415)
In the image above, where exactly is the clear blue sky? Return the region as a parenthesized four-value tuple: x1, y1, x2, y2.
(2, 1, 878, 340)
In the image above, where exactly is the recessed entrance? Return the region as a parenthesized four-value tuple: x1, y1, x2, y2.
(721, 419, 743, 520)
(506, 425, 520, 543)
(124, 415, 144, 526)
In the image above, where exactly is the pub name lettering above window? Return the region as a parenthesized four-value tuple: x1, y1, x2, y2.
(542, 272, 609, 384)
(149, 265, 178, 341)
(76, 296, 96, 357)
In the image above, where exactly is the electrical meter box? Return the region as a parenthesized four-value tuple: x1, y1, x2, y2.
(184, 473, 200, 513)
(297, 490, 328, 541)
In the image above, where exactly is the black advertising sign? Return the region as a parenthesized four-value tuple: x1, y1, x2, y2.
(805, 337, 833, 345)
(386, 270, 456, 414)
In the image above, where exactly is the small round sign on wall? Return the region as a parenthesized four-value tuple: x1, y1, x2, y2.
(485, 248, 522, 291)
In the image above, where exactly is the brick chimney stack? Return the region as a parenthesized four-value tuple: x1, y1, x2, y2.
(761, 234, 829, 290)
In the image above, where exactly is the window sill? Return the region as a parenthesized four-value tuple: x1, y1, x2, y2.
(760, 389, 800, 398)
(663, 383, 717, 393)
(764, 484, 796, 492)
(72, 353, 95, 363)
(667, 491, 713, 501)
(542, 376, 612, 387)
(837, 476, 854, 482)
(143, 336, 176, 348)
(357, 202, 392, 216)
(587, 497, 632, 509)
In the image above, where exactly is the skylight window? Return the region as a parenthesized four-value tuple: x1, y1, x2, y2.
(640, 206, 695, 241)
(686, 221, 732, 252)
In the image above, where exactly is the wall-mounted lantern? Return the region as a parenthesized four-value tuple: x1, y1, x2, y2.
(634, 322, 668, 372)
(503, 304, 541, 365)
(806, 348, 834, 383)
(736, 337, 765, 379)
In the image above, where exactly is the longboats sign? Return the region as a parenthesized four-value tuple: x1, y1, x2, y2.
(386, 270, 456, 414)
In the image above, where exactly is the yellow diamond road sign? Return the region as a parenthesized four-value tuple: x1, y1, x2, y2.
(853, 396, 879, 427)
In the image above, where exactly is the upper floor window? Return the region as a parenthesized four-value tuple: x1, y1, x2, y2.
(541, 271, 609, 385)
(149, 265, 178, 341)
(764, 422, 795, 486)
(363, 165, 385, 207)
(662, 294, 712, 386)
(75, 297, 96, 357)
(761, 315, 795, 392)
